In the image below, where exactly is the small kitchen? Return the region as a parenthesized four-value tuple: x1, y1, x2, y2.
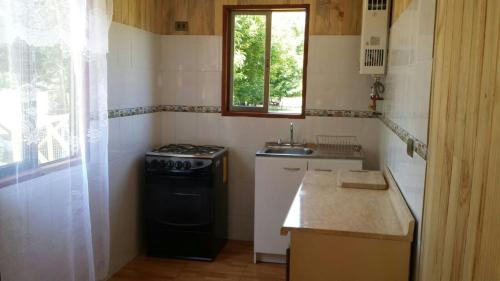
(1, 0, 499, 281)
(108, 0, 430, 280)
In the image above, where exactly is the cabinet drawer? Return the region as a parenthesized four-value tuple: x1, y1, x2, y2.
(307, 159, 362, 172)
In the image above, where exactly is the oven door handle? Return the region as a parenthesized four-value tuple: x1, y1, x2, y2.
(172, 192, 201, 197)
(155, 220, 211, 228)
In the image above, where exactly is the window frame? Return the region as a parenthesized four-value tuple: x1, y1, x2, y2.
(221, 4, 310, 119)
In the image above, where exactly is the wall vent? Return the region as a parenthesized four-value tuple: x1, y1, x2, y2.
(364, 49, 385, 67)
(368, 0, 388, 10)
(360, 0, 391, 75)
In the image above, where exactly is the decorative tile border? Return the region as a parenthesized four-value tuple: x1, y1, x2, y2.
(107, 105, 162, 118)
(108, 105, 380, 119)
(161, 105, 221, 113)
(108, 105, 221, 118)
(377, 114, 428, 160)
(305, 109, 380, 118)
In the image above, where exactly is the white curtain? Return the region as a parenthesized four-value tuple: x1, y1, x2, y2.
(0, 0, 112, 280)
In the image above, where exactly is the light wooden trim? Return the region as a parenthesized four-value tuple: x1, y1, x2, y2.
(419, 0, 500, 279)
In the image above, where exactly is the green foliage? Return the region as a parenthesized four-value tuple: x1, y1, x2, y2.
(232, 14, 304, 107)
(232, 15, 266, 106)
(269, 39, 302, 103)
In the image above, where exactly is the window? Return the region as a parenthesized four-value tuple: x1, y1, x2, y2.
(222, 5, 309, 118)
(0, 39, 79, 180)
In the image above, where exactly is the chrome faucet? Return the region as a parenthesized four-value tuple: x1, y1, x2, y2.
(290, 122, 295, 146)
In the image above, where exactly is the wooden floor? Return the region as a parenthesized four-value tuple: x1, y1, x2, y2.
(109, 241, 285, 281)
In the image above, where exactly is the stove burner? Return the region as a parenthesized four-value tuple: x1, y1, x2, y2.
(154, 144, 225, 156)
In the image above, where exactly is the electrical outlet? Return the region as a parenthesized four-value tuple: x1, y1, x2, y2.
(175, 21, 188, 32)
(407, 138, 414, 158)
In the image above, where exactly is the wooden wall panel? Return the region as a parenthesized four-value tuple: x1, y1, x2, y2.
(164, 0, 215, 35)
(419, 0, 500, 280)
(391, 0, 413, 25)
(112, 0, 362, 35)
(112, 0, 166, 33)
(213, 0, 315, 35)
(215, 0, 362, 35)
(313, 0, 362, 35)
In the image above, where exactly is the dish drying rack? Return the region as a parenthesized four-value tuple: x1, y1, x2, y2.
(316, 135, 362, 154)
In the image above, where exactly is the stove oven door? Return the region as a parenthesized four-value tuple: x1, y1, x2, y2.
(145, 173, 213, 232)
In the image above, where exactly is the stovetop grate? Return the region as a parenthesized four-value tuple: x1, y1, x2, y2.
(154, 144, 225, 156)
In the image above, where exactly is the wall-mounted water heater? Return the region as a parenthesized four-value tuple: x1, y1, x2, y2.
(360, 0, 391, 75)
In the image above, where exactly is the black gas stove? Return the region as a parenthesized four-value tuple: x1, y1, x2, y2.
(144, 144, 228, 261)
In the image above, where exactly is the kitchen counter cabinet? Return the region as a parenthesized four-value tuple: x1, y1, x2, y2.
(254, 156, 362, 263)
(281, 167, 414, 281)
(254, 157, 308, 263)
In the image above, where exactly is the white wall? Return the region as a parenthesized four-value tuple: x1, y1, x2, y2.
(158, 35, 379, 241)
(377, 0, 436, 278)
(107, 23, 162, 275)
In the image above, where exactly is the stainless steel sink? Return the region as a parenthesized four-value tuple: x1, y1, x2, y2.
(262, 147, 314, 156)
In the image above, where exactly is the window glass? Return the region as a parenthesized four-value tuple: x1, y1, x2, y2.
(0, 42, 74, 169)
(269, 11, 306, 114)
(231, 14, 267, 110)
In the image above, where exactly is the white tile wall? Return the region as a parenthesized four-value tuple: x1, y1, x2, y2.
(379, 0, 435, 142)
(161, 36, 222, 72)
(157, 35, 379, 241)
(107, 23, 162, 276)
(306, 36, 372, 110)
(377, 0, 436, 278)
(160, 36, 222, 106)
(108, 23, 161, 110)
(108, 114, 162, 274)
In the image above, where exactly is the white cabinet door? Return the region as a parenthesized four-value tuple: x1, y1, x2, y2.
(254, 157, 307, 260)
(307, 159, 362, 172)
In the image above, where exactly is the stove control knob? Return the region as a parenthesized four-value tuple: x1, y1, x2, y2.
(183, 161, 191, 169)
(159, 160, 166, 168)
(166, 160, 174, 168)
(175, 161, 183, 169)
